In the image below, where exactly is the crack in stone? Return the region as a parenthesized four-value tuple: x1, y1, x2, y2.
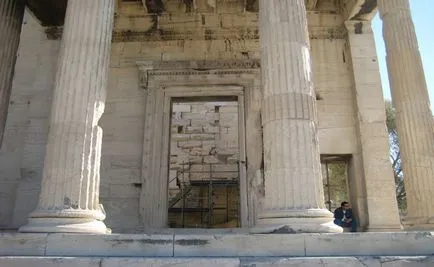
(355, 257, 370, 267)
(269, 225, 297, 234)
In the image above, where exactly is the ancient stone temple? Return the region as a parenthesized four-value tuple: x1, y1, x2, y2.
(1, 0, 433, 266)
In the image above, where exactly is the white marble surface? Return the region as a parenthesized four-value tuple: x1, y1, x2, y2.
(1, 232, 434, 257)
(258, 0, 336, 232)
(20, 0, 115, 234)
(0, 256, 433, 267)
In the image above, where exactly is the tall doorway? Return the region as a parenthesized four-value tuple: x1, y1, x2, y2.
(167, 96, 243, 228)
(137, 71, 260, 230)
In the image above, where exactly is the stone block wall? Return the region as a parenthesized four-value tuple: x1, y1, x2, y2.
(101, 0, 261, 232)
(103, 0, 363, 231)
(169, 101, 239, 178)
(0, 0, 373, 232)
(99, 66, 145, 233)
(168, 101, 240, 228)
(0, 11, 59, 228)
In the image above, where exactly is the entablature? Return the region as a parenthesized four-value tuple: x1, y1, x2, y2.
(26, 0, 378, 29)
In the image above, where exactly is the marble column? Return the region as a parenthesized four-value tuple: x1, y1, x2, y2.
(345, 21, 402, 231)
(257, 0, 340, 233)
(378, 0, 434, 229)
(0, 0, 25, 146)
(19, 0, 115, 233)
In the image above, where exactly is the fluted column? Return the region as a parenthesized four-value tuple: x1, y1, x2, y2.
(378, 0, 434, 229)
(0, 0, 25, 146)
(257, 0, 340, 233)
(20, 0, 115, 233)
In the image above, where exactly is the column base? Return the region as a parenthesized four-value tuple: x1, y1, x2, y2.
(404, 224, 434, 231)
(19, 218, 109, 234)
(253, 209, 343, 233)
(365, 224, 403, 232)
(402, 217, 434, 231)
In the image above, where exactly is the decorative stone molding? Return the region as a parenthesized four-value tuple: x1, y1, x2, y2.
(112, 27, 346, 42)
(137, 61, 153, 89)
(137, 59, 261, 91)
(309, 26, 347, 40)
(138, 59, 260, 71)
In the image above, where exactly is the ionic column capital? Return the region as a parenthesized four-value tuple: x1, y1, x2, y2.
(377, 0, 411, 18)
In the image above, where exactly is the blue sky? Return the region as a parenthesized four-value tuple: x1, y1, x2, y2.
(372, 0, 433, 106)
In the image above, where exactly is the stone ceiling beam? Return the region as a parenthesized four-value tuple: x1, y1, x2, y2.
(26, 0, 67, 26)
(342, 0, 377, 21)
(143, 0, 165, 14)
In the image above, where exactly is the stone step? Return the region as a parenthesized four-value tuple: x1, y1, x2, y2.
(1, 232, 434, 258)
(1, 256, 433, 267)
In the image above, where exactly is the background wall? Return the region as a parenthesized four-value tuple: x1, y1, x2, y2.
(100, 0, 260, 233)
(168, 101, 240, 228)
(0, 0, 367, 232)
(0, 11, 59, 228)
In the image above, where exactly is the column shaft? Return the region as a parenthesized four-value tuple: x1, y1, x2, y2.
(20, 0, 115, 233)
(378, 0, 434, 229)
(0, 0, 25, 146)
(257, 0, 340, 233)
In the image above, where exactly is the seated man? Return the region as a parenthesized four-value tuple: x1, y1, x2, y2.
(333, 201, 357, 232)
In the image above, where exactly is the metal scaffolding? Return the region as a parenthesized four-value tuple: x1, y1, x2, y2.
(168, 163, 240, 228)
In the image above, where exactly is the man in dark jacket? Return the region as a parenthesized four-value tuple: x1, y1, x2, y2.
(334, 201, 357, 232)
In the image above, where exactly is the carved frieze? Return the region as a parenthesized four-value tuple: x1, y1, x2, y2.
(138, 59, 260, 71)
(137, 60, 260, 89)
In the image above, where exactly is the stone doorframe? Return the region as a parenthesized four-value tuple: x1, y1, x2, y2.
(136, 60, 263, 230)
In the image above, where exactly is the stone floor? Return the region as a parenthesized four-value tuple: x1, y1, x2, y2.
(1, 256, 434, 267)
(1, 232, 434, 257)
(1, 232, 433, 266)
